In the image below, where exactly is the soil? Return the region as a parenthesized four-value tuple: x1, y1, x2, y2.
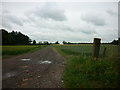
(2, 46, 66, 88)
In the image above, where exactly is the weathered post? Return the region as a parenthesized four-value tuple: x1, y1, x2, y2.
(93, 38, 101, 60)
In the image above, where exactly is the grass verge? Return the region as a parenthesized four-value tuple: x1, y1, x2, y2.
(54, 44, 118, 88)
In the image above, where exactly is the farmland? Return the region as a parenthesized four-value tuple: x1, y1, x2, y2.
(54, 44, 118, 88)
(1, 45, 46, 58)
(1, 44, 119, 88)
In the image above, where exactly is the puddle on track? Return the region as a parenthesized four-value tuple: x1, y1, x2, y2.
(39, 60, 52, 64)
(3, 71, 17, 80)
(21, 59, 31, 61)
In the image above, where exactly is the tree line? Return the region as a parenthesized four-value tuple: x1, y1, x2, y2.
(0, 29, 54, 45)
(1, 29, 32, 45)
(0, 29, 119, 45)
(62, 40, 119, 45)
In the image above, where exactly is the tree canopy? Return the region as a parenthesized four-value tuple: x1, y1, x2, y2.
(1, 29, 32, 45)
(55, 41, 59, 44)
(33, 40, 36, 45)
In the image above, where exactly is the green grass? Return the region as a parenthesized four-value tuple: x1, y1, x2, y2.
(1, 45, 46, 58)
(54, 44, 119, 88)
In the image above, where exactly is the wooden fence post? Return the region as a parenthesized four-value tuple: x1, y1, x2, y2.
(93, 38, 101, 60)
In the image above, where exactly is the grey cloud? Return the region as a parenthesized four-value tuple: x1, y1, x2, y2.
(3, 10, 10, 14)
(59, 26, 96, 35)
(2, 14, 23, 29)
(27, 2, 67, 21)
(81, 13, 105, 26)
(54, 24, 73, 31)
(73, 25, 96, 34)
(6, 15, 23, 26)
(2, 16, 12, 29)
(106, 9, 117, 16)
(26, 16, 73, 32)
(80, 29, 96, 34)
(2, 21, 12, 29)
(23, 14, 37, 24)
(0, 9, 1, 29)
(26, 15, 96, 35)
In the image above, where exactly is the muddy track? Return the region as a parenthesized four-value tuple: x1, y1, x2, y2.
(2, 46, 66, 88)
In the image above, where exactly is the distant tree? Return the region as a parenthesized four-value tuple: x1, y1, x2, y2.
(63, 41, 67, 44)
(55, 41, 59, 44)
(49, 42, 53, 45)
(33, 40, 36, 45)
(44, 41, 49, 45)
(110, 40, 118, 45)
(38, 41, 42, 45)
(68, 42, 72, 44)
(1, 29, 9, 45)
(0, 30, 1, 45)
(118, 38, 120, 45)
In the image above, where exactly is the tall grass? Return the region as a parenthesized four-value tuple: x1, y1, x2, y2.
(54, 44, 118, 88)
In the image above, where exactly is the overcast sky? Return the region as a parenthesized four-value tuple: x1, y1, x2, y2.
(0, 0, 118, 43)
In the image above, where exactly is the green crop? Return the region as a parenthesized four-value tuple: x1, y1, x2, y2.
(1, 45, 46, 58)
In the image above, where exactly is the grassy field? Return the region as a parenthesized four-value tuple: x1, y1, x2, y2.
(1, 45, 46, 58)
(54, 44, 119, 88)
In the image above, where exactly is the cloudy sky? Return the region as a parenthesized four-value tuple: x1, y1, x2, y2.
(0, 0, 118, 43)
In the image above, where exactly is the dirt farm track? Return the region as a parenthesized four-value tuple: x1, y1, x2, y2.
(2, 46, 66, 88)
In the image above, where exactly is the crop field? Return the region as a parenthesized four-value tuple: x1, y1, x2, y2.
(1, 45, 46, 58)
(54, 44, 118, 88)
